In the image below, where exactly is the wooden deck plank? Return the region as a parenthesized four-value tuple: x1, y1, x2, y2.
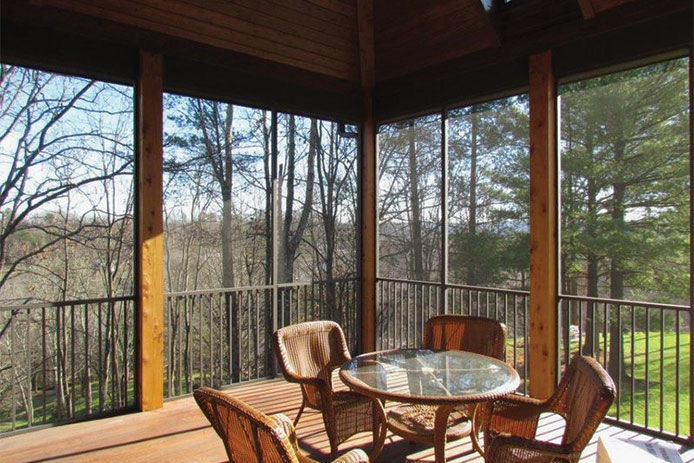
(1, 377, 693, 463)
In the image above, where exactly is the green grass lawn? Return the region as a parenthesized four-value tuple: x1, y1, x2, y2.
(0, 381, 135, 433)
(614, 331, 690, 435)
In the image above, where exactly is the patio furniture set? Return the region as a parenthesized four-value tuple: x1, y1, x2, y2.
(194, 315, 616, 463)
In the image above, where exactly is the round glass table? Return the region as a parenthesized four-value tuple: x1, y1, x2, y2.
(339, 348, 520, 463)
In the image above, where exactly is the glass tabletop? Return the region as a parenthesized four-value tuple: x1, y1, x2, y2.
(339, 348, 520, 404)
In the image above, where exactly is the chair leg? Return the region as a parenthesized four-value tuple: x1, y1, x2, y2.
(293, 400, 305, 427)
(326, 425, 339, 460)
(322, 409, 339, 460)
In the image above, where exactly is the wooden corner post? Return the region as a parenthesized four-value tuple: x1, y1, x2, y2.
(528, 50, 558, 399)
(136, 50, 164, 411)
(358, 0, 377, 353)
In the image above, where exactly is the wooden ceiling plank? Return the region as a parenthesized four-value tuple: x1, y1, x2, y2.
(374, 0, 503, 83)
(264, 0, 355, 24)
(473, 0, 502, 47)
(128, 0, 356, 64)
(593, 0, 636, 13)
(376, 14, 480, 51)
(304, 0, 355, 18)
(181, 0, 356, 49)
(232, 0, 356, 34)
(41, 0, 355, 80)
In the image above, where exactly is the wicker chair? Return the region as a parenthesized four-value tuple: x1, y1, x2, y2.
(423, 314, 507, 359)
(273, 321, 378, 459)
(481, 355, 616, 463)
(194, 387, 369, 463)
(387, 315, 507, 445)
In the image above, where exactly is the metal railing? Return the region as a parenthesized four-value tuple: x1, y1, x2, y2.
(163, 277, 359, 398)
(376, 278, 530, 394)
(559, 294, 691, 444)
(3, 282, 690, 445)
(0, 296, 136, 434)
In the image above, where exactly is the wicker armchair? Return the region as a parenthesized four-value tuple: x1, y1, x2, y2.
(273, 321, 377, 459)
(481, 355, 616, 463)
(387, 315, 507, 444)
(193, 387, 369, 463)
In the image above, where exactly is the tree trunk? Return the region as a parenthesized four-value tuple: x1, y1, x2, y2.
(407, 120, 425, 281)
(221, 105, 235, 289)
(608, 142, 626, 380)
(317, 123, 339, 324)
(468, 112, 478, 285)
(261, 111, 274, 377)
(582, 173, 599, 356)
(281, 116, 316, 283)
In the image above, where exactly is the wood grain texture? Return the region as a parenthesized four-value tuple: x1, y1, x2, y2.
(374, 0, 500, 82)
(528, 50, 558, 401)
(579, 0, 636, 17)
(0, 377, 688, 463)
(358, 0, 377, 353)
(137, 51, 164, 412)
(577, 0, 597, 18)
(0, 1, 363, 122)
(360, 90, 377, 354)
(37, 0, 359, 81)
(592, 0, 637, 13)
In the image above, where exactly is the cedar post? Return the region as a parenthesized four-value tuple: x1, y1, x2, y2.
(358, 0, 377, 353)
(136, 50, 164, 411)
(528, 50, 558, 399)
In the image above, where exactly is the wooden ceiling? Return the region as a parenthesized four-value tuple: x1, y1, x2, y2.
(2, 0, 667, 82)
(22, 0, 361, 82)
(1, 0, 691, 121)
(373, 0, 500, 82)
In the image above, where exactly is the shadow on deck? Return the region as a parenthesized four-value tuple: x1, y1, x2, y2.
(2, 377, 693, 463)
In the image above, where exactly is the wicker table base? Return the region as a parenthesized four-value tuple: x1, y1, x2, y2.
(369, 400, 485, 463)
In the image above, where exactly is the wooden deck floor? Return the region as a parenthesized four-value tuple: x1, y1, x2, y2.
(2, 377, 693, 463)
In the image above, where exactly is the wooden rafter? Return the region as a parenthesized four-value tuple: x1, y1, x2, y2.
(577, 0, 597, 19)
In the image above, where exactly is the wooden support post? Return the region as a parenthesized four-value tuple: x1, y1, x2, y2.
(528, 50, 558, 400)
(358, 0, 377, 353)
(136, 50, 164, 411)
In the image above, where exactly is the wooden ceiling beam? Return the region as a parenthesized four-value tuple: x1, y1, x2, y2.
(357, 0, 375, 90)
(477, 0, 502, 47)
(577, 0, 596, 19)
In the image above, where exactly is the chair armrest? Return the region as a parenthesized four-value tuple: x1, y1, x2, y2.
(331, 449, 369, 463)
(486, 434, 573, 463)
(483, 394, 547, 439)
(280, 369, 330, 389)
(268, 413, 301, 454)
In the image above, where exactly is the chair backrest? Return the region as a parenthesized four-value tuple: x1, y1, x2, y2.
(552, 356, 616, 452)
(423, 315, 507, 360)
(273, 321, 351, 407)
(193, 387, 298, 463)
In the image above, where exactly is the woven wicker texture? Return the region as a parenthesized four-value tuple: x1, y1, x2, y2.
(423, 315, 507, 359)
(482, 355, 616, 463)
(193, 387, 369, 463)
(389, 315, 508, 444)
(273, 321, 377, 459)
(386, 404, 472, 439)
